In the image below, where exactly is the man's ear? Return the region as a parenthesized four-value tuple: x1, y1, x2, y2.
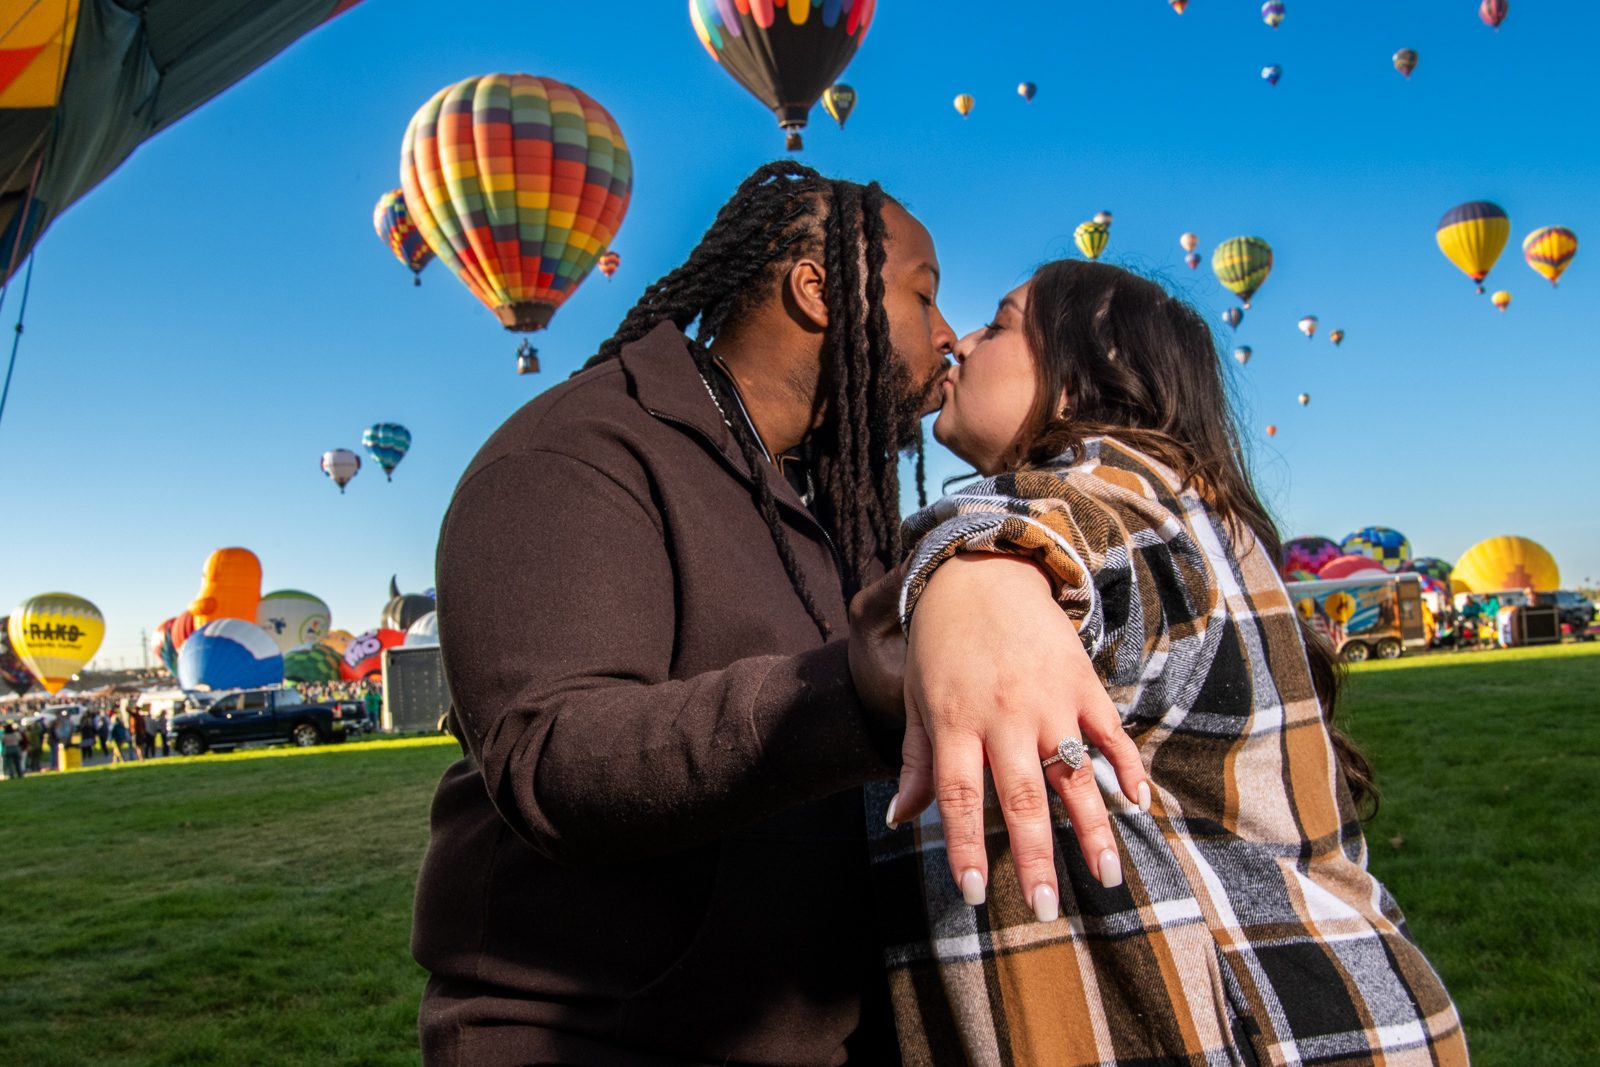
(785, 258, 829, 331)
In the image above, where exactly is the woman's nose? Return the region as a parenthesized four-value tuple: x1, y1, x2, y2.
(953, 328, 983, 362)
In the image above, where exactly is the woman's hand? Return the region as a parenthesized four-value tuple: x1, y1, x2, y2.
(890, 554, 1149, 922)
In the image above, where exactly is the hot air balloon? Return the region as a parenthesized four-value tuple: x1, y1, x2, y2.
(401, 75, 632, 347)
(953, 93, 974, 118)
(1262, 2, 1285, 29)
(322, 449, 360, 493)
(1094, 211, 1114, 226)
(1322, 556, 1388, 581)
(1329, 329, 1345, 345)
(1265, 425, 1277, 437)
(1017, 82, 1036, 103)
(178, 618, 284, 691)
(362, 423, 411, 482)
(598, 251, 621, 279)
(1297, 392, 1310, 405)
(7, 594, 104, 694)
(1222, 307, 1244, 329)
(1185, 253, 1201, 269)
(1213, 237, 1273, 308)
(285, 642, 343, 683)
(1298, 315, 1318, 338)
(382, 577, 437, 633)
(1393, 48, 1418, 79)
(405, 611, 440, 647)
(373, 189, 435, 286)
(1452, 535, 1556, 593)
(1492, 290, 1511, 312)
(1074, 221, 1109, 260)
(1523, 227, 1577, 287)
(1437, 201, 1510, 293)
(190, 548, 262, 628)
(822, 83, 856, 128)
(1234, 346, 1252, 364)
(170, 611, 198, 656)
(689, 0, 876, 151)
(1170, 0, 1189, 13)
(255, 590, 332, 654)
(1341, 527, 1411, 572)
(341, 628, 406, 681)
(1402, 557, 1454, 583)
(1262, 65, 1282, 86)
(1180, 233, 1199, 252)
(1479, 0, 1508, 31)
(1283, 536, 1343, 578)
(320, 630, 355, 657)
(0, 616, 37, 695)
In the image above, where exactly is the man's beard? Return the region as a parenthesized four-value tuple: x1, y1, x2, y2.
(883, 346, 946, 455)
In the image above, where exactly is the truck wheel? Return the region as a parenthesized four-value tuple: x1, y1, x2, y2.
(175, 732, 207, 757)
(290, 722, 322, 747)
(1374, 638, 1403, 660)
(1342, 642, 1371, 663)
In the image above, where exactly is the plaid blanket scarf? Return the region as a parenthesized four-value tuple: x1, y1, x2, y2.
(870, 437, 1467, 1067)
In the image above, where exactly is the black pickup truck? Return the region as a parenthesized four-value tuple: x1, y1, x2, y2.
(170, 687, 371, 756)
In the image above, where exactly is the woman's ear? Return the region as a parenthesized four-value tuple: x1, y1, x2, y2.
(785, 258, 829, 331)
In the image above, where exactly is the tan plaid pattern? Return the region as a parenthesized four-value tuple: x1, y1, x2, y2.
(872, 438, 1468, 1067)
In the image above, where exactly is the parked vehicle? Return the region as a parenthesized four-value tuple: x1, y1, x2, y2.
(1287, 573, 1428, 663)
(1455, 589, 1595, 638)
(170, 687, 370, 756)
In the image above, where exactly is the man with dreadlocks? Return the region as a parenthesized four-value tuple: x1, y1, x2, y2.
(413, 162, 956, 1065)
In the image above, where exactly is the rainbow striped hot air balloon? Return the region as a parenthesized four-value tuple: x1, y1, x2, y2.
(373, 189, 435, 285)
(401, 75, 631, 337)
(1074, 221, 1109, 260)
(1523, 227, 1577, 287)
(1213, 237, 1273, 308)
(1437, 201, 1509, 293)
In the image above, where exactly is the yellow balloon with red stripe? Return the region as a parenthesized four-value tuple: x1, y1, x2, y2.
(1522, 227, 1577, 287)
(7, 593, 105, 694)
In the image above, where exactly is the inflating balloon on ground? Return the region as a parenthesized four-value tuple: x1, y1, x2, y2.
(1452, 536, 1558, 593)
(1341, 526, 1411, 572)
(255, 590, 331, 654)
(178, 618, 284, 691)
(189, 548, 262, 628)
(7, 594, 105, 694)
(0, 616, 38, 695)
(341, 628, 405, 681)
(1282, 536, 1342, 579)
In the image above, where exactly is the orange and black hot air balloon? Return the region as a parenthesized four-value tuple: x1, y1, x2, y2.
(689, 0, 876, 151)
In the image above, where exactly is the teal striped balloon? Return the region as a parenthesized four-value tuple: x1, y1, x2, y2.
(362, 423, 412, 482)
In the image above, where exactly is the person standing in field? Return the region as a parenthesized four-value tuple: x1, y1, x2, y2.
(24, 717, 43, 772)
(1, 722, 23, 779)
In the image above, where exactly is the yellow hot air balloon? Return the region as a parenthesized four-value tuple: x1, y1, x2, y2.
(1452, 536, 1559, 593)
(1436, 201, 1510, 293)
(1491, 290, 1511, 312)
(1074, 221, 1109, 260)
(1522, 226, 1577, 287)
(1212, 236, 1273, 308)
(8, 594, 105, 694)
(953, 93, 974, 118)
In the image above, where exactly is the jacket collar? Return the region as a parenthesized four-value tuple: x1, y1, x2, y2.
(621, 322, 816, 520)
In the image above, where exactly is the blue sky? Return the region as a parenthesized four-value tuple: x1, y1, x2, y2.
(3, 0, 1595, 668)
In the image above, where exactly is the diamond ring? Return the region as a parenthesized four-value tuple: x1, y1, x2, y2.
(1041, 736, 1087, 772)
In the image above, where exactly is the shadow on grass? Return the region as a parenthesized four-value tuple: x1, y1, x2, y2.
(1348, 643, 1600, 1067)
(0, 739, 463, 1066)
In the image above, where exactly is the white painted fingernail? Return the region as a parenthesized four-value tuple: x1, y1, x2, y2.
(1098, 849, 1123, 889)
(960, 869, 987, 906)
(885, 794, 899, 829)
(1137, 781, 1151, 813)
(1032, 884, 1059, 923)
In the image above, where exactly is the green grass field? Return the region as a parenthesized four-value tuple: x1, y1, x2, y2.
(0, 646, 1595, 1065)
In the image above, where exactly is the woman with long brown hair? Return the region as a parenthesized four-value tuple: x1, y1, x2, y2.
(875, 260, 1467, 1067)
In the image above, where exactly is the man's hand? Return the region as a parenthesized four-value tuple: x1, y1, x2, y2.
(847, 561, 910, 764)
(891, 554, 1149, 923)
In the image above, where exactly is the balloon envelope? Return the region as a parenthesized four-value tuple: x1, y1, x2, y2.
(1401, 557, 1454, 583)
(404, 611, 440, 646)
(1340, 527, 1411, 572)
(1452, 536, 1558, 593)
(1179, 233, 1199, 252)
(1393, 48, 1418, 78)
(401, 74, 631, 332)
(1074, 221, 1108, 260)
(255, 590, 332, 654)
(1261, 2, 1285, 29)
(598, 251, 620, 278)
(1491, 290, 1511, 312)
(1298, 315, 1318, 337)
(1479, 0, 1508, 30)
(1016, 82, 1036, 103)
(1262, 65, 1282, 86)
(1319, 555, 1390, 581)
(1329, 329, 1345, 345)
(177, 618, 284, 691)
(1221, 307, 1243, 329)
(373, 189, 435, 282)
(1437, 201, 1509, 292)
(7, 594, 105, 694)
(1522, 227, 1577, 287)
(362, 423, 412, 481)
(690, 0, 875, 149)
(1212, 237, 1273, 307)
(322, 449, 360, 492)
(190, 548, 262, 627)
(953, 93, 974, 117)
(0, 616, 37, 695)
(284, 643, 342, 683)
(822, 83, 857, 127)
(341, 628, 406, 680)
(1233, 346, 1252, 364)
(1283, 536, 1342, 578)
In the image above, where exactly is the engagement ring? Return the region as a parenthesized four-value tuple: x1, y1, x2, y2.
(1041, 736, 1087, 772)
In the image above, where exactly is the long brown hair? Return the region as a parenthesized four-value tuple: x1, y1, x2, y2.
(1012, 259, 1376, 817)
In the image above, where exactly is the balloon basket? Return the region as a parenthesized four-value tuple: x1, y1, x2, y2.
(785, 130, 803, 152)
(516, 340, 540, 375)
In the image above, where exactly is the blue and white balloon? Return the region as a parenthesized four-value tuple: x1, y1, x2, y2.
(177, 617, 284, 691)
(362, 423, 412, 482)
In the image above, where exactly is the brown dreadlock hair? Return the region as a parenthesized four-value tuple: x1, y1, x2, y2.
(584, 161, 925, 638)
